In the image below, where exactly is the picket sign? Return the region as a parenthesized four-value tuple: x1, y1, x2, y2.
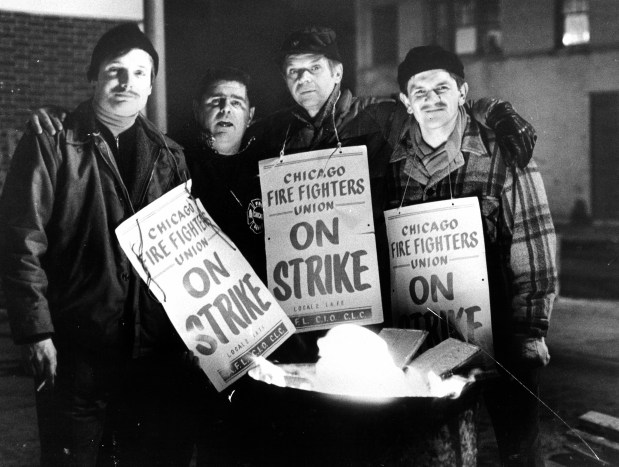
(116, 181, 295, 392)
(385, 197, 493, 355)
(259, 145, 383, 332)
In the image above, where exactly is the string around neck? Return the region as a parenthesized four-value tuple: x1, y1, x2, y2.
(331, 100, 342, 152)
(279, 124, 291, 163)
(447, 157, 455, 204)
(131, 218, 167, 303)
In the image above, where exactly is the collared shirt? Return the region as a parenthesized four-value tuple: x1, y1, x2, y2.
(387, 114, 557, 339)
(393, 106, 469, 186)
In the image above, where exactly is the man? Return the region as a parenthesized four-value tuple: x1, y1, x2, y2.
(0, 24, 194, 466)
(173, 67, 267, 282)
(248, 26, 382, 155)
(389, 45, 557, 466)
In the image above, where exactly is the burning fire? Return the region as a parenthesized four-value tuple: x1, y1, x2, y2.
(249, 324, 472, 399)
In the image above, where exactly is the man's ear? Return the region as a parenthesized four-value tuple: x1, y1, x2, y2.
(399, 92, 412, 113)
(247, 107, 256, 127)
(459, 82, 469, 105)
(333, 63, 344, 83)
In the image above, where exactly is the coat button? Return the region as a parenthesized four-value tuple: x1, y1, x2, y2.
(121, 272, 130, 281)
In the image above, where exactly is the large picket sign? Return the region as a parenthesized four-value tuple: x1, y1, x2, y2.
(116, 182, 295, 391)
(259, 146, 383, 332)
(385, 197, 493, 355)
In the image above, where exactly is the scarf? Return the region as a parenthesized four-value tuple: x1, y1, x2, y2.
(408, 106, 468, 185)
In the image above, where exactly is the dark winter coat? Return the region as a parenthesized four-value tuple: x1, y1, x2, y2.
(173, 121, 267, 281)
(0, 100, 188, 356)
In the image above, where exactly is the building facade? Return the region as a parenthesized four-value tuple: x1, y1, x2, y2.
(355, 0, 619, 223)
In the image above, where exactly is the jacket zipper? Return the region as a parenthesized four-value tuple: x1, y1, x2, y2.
(95, 133, 135, 215)
(137, 148, 164, 208)
(94, 132, 165, 358)
(94, 133, 165, 214)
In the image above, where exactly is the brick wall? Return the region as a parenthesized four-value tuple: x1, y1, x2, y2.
(0, 11, 129, 193)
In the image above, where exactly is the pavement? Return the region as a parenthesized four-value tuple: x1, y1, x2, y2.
(0, 296, 617, 466)
(478, 296, 619, 466)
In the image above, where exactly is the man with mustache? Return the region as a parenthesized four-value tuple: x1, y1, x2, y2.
(173, 67, 266, 282)
(387, 45, 557, 466)
(0, 24, 197, 466)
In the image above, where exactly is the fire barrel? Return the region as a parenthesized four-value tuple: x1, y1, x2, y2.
(226, 364, 481, 466)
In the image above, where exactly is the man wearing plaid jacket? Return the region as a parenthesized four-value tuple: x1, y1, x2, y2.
(388, 45, 558, 467)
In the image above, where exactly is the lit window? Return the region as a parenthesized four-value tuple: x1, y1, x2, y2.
(429, 0, 501, 55)
(562, 0, 590, 46)
(455, 1, 477, 54)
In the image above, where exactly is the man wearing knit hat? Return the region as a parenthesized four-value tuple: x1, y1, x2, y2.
(388, 45, 557, 466)
(0, 24, 194, 466)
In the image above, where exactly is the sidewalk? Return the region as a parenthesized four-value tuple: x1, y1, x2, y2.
(479, 296, 619, 466)
(1, 296, 618, 466)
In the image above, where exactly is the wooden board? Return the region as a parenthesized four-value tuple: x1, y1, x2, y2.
(579, 411, 619, 443)
(378, 328, 428, 368)
(406, 338, 481, 378)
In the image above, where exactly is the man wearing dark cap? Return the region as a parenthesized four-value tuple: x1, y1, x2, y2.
(248, 25, 381, 154)
(387, 45, 557, 466)
(0, 24, 194, 466)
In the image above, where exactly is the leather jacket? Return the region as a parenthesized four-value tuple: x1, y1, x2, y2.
(0, 100, 188, 354)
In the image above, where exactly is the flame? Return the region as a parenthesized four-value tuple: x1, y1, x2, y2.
(250, 324, 472, 399)
(314, 324, 415, 398)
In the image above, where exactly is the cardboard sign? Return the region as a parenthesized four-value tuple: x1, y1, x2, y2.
(116, 182, 296, 391)
(259, 146, 383, 332)
(385, 197, 493, 355)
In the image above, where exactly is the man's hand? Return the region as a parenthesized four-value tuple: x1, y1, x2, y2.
(29, 106, 67, 136)
(181, 349, 200, 370)
(486, 101, 537, 169)
(23, 338, 57, 389)
(510, 335, 550, 368)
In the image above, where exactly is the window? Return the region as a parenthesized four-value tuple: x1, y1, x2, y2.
(427, 0, 501, 55)
(372, 4, 398, 65)
(427, 0, 454, 51)
(561, 0, 590, 47)
(455, 1, 477, 54)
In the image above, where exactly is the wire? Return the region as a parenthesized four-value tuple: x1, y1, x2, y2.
(425, 306, 602, 463)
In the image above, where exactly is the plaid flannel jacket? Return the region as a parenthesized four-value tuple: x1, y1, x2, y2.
(387, 114, 558, 339)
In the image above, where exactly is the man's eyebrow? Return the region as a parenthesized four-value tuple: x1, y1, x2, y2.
(105, 61, 149, 69)
(411, 80, 452, 90)
(207, 92, 247, 101)
(286, 57, 324, 69)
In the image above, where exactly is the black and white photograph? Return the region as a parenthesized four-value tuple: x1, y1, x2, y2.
(0, 1, 617, 466)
